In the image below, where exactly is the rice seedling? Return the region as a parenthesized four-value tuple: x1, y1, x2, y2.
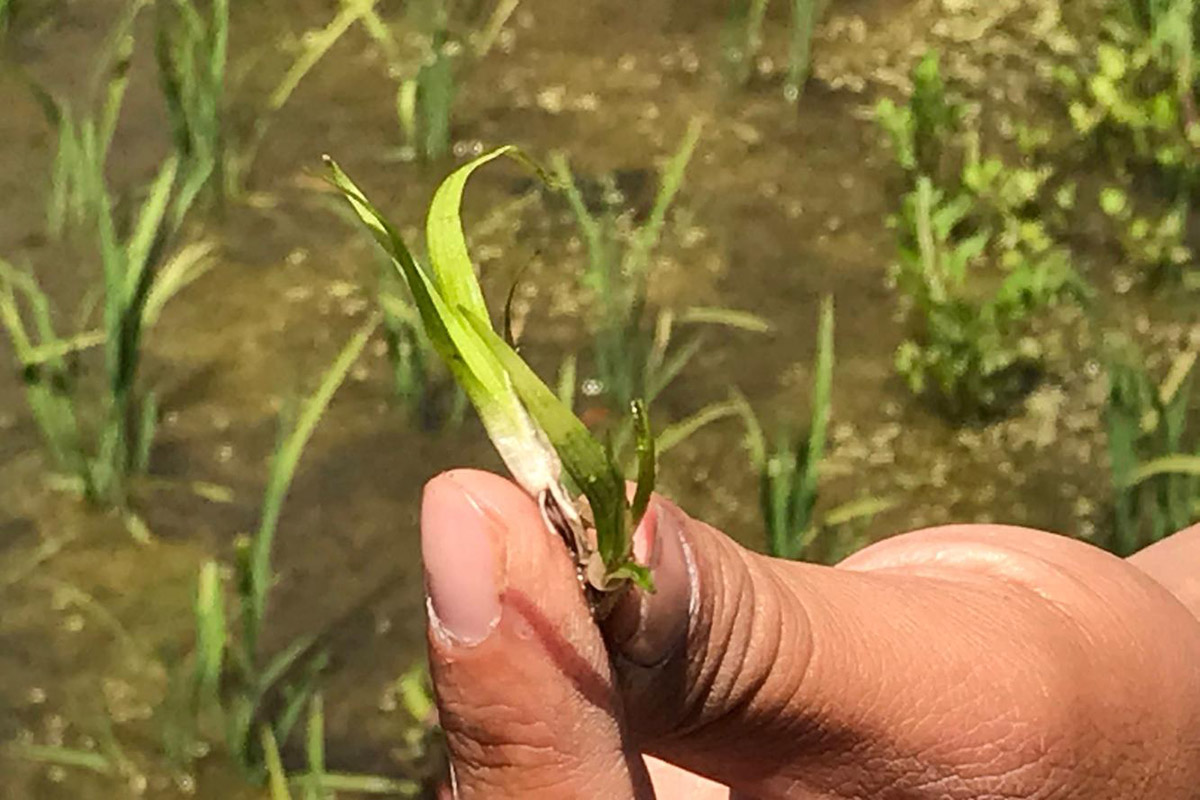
(1107, 342, 1200, 555)
(181, 317, 378, 779)
(357, 0, 520, 161)
(723, 0, 825, 102)
(1, 151, 212, 511)
(5, 10, 211, 518)
(154, 0, 231, 204)
(734, 299, 894, 562)
(552, 121, 769, 422)
(261, 693, 423, 798)
(154, 0, 382, 203)
(327, 147, 658, 604)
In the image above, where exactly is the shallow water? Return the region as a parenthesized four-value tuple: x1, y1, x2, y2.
(0, 0, 1197, 796)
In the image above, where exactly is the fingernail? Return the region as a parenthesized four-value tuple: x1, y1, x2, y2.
(604, 499, 693, 666)
(421, 475, 504, 646)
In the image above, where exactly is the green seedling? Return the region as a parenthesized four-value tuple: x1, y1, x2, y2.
(359, 0, 519, 161)
(553, 121, 769, 423)
(155, 0, 380, 202)
(155, 0, 230, 203)
(0, 160, 211, 509)
(723, 0, 824, 101)
(184, 317, 376, 778)
(734, 299, 895, 561)
(1107, 344, 1200, 555)
(875, 51, 962, 181)
(326, 148, 655, 603)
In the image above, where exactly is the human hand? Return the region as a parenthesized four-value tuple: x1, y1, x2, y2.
(419, 469, 1200, 799)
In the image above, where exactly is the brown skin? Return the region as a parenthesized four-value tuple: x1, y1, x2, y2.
(421, 469, 1200, 799)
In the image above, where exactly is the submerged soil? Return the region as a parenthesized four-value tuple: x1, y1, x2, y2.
(0, 0, 1197, 796)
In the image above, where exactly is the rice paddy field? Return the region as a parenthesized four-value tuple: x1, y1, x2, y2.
(1, 0, 1198, 796)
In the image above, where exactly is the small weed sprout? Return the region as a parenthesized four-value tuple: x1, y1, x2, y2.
(735, 299, 894, 562)
(1107, 343, 1200, 555)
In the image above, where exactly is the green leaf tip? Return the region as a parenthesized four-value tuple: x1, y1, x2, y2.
(326, 148, 656, 600)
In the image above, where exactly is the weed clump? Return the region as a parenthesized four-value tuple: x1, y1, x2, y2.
(877, 51, 1085, 421)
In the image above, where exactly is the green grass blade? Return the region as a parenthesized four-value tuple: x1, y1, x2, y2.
(1123, 455, 1200, 487)
(427, 146, 544, 319)
(6, 743, 113, 775)
(289, 773, 421, 795)
(627, 119, 702, 277)
(194, 560, 226, 715)
(125, 155, 180, 296)
(303, 694, 326, 800)
(678, 306, 773, 332)
(261, 726, 294, 800)
(249, 316, 378, 651)
(823, 495, 898, 527)
(631, 400, 655, 525)
(797, 297, 834, 531)
(656, 398, 743, 456)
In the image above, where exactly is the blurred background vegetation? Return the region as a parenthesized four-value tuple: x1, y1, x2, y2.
(0, 0, 1197, 796)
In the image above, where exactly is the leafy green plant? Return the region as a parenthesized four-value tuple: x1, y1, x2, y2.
(876, 52, 1085, 419)
(889, 176, 1082, 419)
(735, 299, 894, 562)
(723, 0, 824, 101)
(875, 51, 963, 181)
(1107, 344, 1200, 555)
(182, 317, 377, 779)
(326, 147, 657, 602)
(1100, 185, 1198, 288)
(552, 122, 769, 421)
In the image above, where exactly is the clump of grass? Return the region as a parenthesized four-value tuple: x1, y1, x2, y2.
(877, 51, 1086, 420)
(723, 0, 824, 101)
(1107, 342, 1200, 555)
(327, 147, 661, 604)
(552, 121, 769, 423)
(177, 317, 378, 779)
(734, 298, 893, 562)
(1, 165, 210, 514)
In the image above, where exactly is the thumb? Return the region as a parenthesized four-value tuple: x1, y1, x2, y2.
(420, 469, 652, 799)
(604, 496, 1200, 797)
